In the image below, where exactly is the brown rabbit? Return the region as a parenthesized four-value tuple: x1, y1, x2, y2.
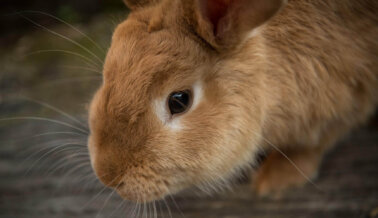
(87, 0, 378, 202)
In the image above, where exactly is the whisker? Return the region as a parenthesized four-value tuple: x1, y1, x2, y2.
(131, 199, 139, 218)
(153, 201, 157, 218)
(59, 65, 102, 74)
(143, 200, 146, 218)
(17, 13, 104, 65)
(194, 183, 211, 196)
(76, 173, 102, 193)
(254, 132, 322, 191)
(20, 10, 106, 55)
(33, 131, 86, 137)
(73, 168, 96, 181)
(107, 15, 120, 30)
(162, 198, 172, 218)
(157, 200, 163, 218)
(148, 201, 152, 218)
(146, 201, 149, 218)
(169, 195, 185, 218)
(2, 131, 85, 144)
(24, 143, 85, 175)
(39, 76, 102, 86)
(139, 200, 143, 218)
(19, 138, 84, 166)
(122, 201, 134, 218)
(61, 163, 94, 192)
(136, 200, 141, 218)
(23, 49, 101, 68)
(45, 155, 90, 177)
(21, 97, 89, 130)
(61, 162, 91, 181)
(67, 175, 96, 196)
(108, 199, 125, 218)
(46, 153, 90, 174)
(149, 202, 152, 218)
(81, 174, 122, 210)
(51, 166, 95, 197)
(0, 116, 88, 134)
(94, 178, 123, 218)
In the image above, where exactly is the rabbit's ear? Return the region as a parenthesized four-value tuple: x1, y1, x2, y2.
(194, 0, 285, 49)
(123, 0, 160, 10)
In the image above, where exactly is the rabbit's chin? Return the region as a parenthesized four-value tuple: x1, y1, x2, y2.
(112, 172, 182, 202)
(115, 184, 168, 202)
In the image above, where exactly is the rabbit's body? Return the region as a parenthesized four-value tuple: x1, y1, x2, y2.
(260, 1, 377, 146)
(88, 0, 378, 201)
(225, 1, 378, 193)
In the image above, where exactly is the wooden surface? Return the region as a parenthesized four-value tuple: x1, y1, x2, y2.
(0, 102, 377, 218)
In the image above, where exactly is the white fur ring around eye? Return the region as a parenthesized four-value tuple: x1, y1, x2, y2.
(153, 81, 203, 131)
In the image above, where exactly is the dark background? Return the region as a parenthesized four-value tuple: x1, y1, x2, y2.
(1, 0, 126, 47)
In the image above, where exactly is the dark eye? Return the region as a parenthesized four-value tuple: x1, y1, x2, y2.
(168, 90, 192, 115)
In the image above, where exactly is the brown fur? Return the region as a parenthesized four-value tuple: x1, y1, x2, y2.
(88, 0, 378, 202)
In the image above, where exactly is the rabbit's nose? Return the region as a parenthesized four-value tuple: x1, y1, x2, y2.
(88, 136, 125, 188)
(92, 155, 124, 188)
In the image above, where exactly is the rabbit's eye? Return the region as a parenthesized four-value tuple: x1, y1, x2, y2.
(168, 90, 192, 115)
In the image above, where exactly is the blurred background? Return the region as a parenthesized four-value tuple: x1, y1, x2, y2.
(0, 1, 377, 218)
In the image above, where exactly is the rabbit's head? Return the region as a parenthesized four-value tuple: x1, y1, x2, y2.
(88, 0, 284, 202)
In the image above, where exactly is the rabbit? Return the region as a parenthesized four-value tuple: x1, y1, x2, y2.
(87, 0, 378, 202)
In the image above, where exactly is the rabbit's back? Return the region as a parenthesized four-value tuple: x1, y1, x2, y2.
(254, 0, 378, 147)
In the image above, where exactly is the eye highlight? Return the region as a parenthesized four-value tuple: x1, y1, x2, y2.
(168, 90, 192, 115)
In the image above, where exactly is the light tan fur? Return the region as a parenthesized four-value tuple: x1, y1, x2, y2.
(88, 0, 378, 202)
